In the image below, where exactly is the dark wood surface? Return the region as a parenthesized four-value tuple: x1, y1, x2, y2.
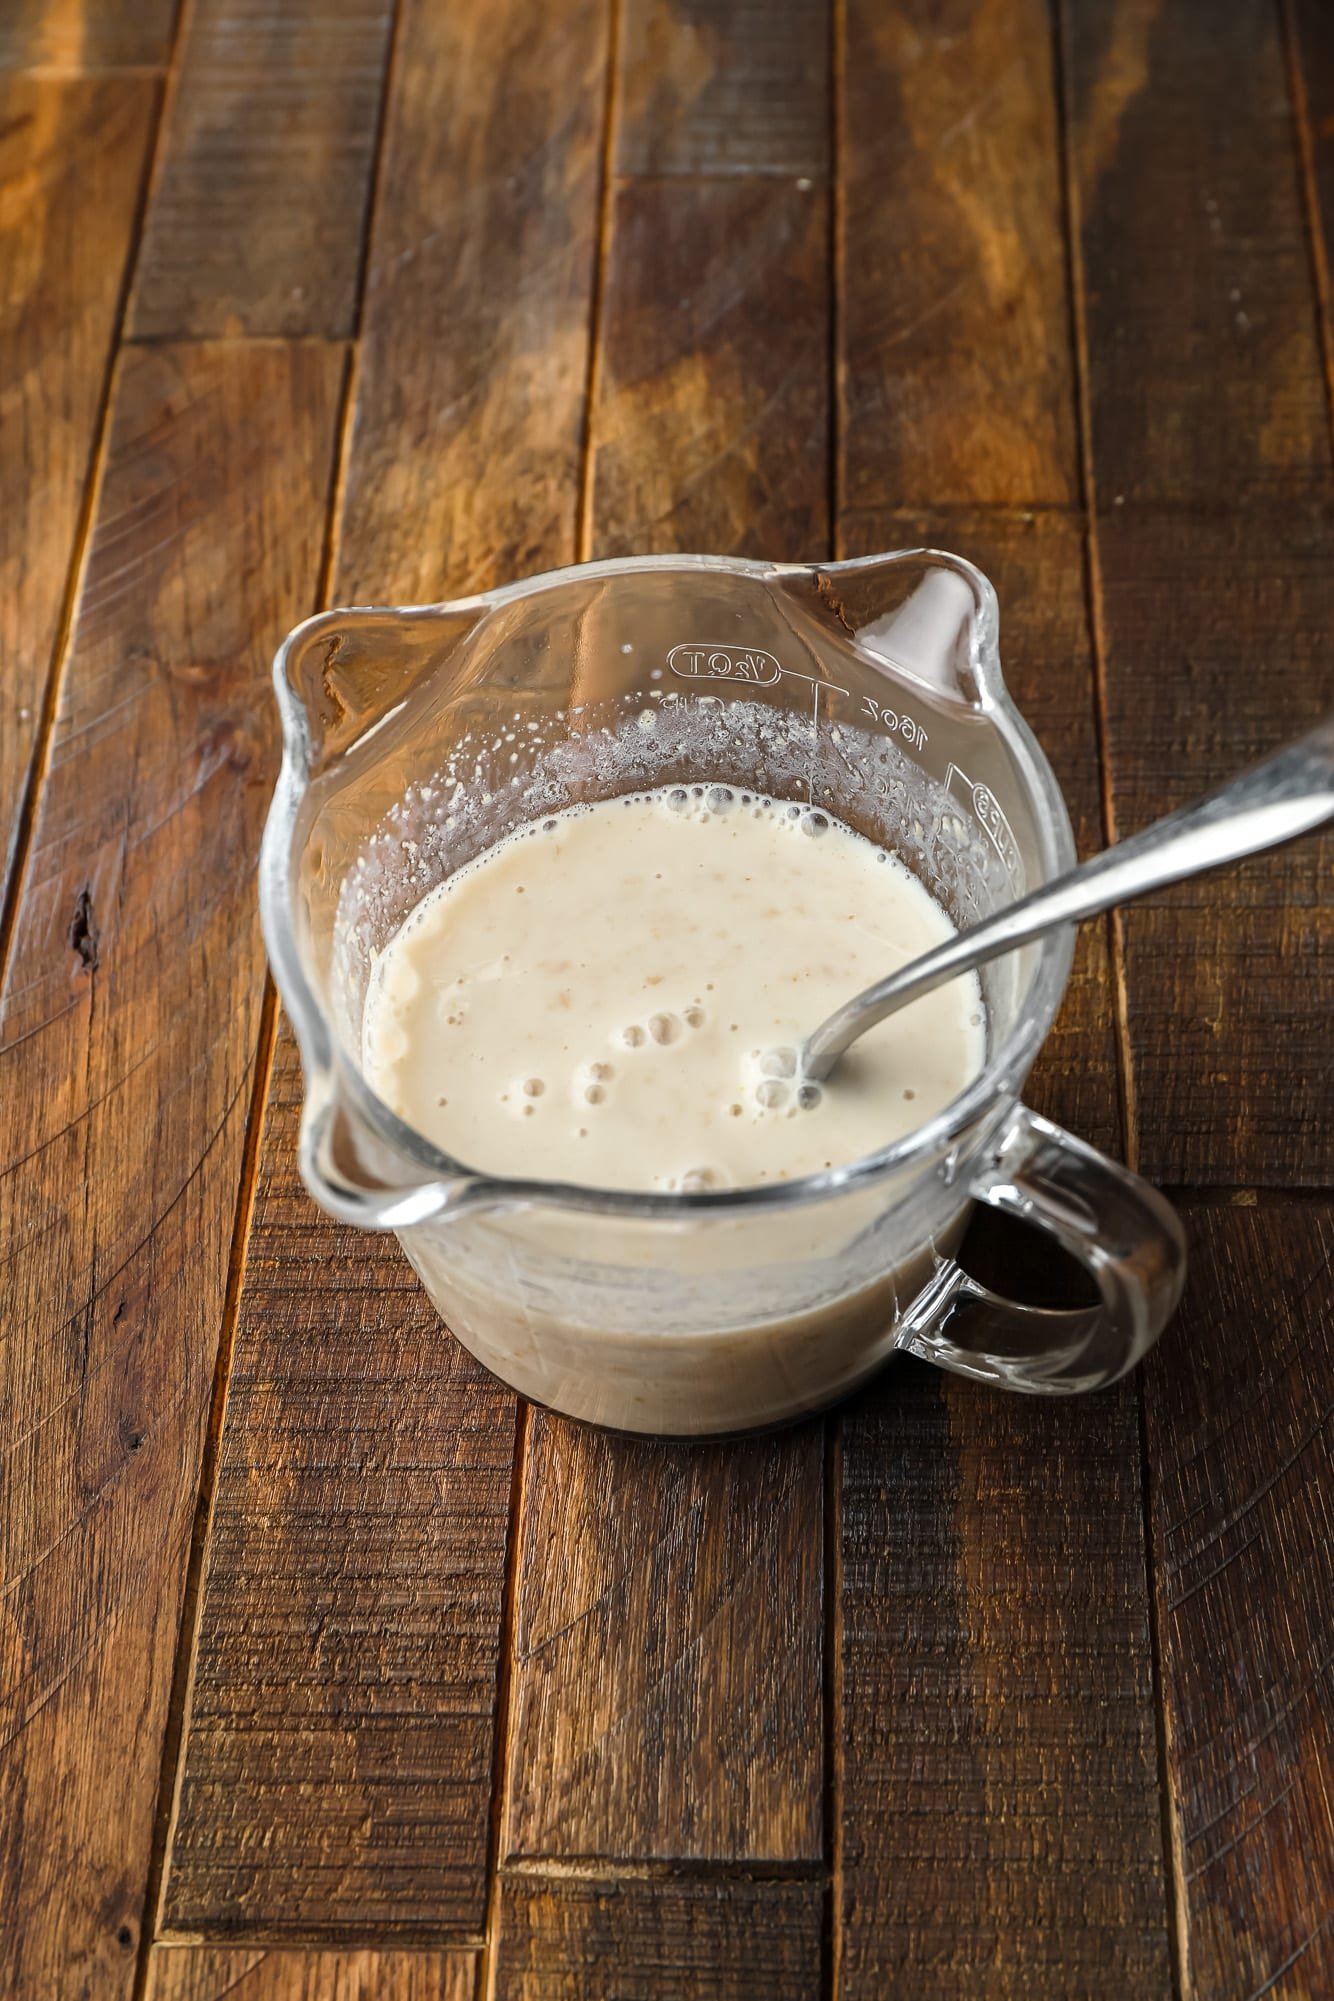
(0, 3, 1330, 1998)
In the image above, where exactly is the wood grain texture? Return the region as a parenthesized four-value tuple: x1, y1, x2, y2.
(0, 342, 343, 1999)
(1064, 0, 1329, 507)
(0, 0, 175, 72)
(146, 1947, 476, 2001)
(0, 74, 155, 901)
(838, 1363, 1170, 1998)
(500, 37, 832, 1875)
(161, 1031, 516, 1939)
(158, 0, 613, 1944)
(1146, 1203, 1334, 2001)
(505, 1422, 824, 1862)
(335, 0, 609, 604)
(1094, 504, 1333, 1185)
(841, 506, 1120, 1157)
(588, 178, 827, 559)
(129, 0, 395, 340)
(493, 1873, 823, 1999)
(616, 0, 828, 177)
(1292, 0, 1334, 369)
(840, 0, 1077, 510)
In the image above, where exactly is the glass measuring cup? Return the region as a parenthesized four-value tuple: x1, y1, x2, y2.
(260, 551, 1185, 1435)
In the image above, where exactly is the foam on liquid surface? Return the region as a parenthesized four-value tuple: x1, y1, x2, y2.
(362, 786, 985, 1192)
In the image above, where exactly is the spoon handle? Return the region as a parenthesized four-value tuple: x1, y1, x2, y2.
(803, 714, 1334, 1081)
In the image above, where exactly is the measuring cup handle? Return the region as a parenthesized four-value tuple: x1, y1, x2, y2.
(897, 1105, 1186, 1394)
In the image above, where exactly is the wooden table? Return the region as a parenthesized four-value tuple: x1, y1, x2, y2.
(3, 1, 1332, 1995)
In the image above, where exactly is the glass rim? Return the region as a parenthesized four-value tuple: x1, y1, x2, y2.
(259, 548, 1078, 1222)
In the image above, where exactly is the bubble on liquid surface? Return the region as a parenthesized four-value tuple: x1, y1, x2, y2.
(760, 1046, 796, 1080)
(649, 1012, 679, 1045)
(802, 810, 830, 838)
(585, 1084, 606, 1106)
(369, 1020, 408, 1067)
(796, 1083, 822, 1111)
(680, 1166, 719, 1193)
(683, 1006, 705, 1030)
(705, 786, 734, 813)
(588, 1060, 614, 1082)
(622, 1023, 645, 1048)
(666, 788, 689, 813)
(522, 1077, 545, 1098)
(756, 1079, 789, 1111)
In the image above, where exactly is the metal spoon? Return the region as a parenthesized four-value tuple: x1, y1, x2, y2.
(802, 715, 1334, 1084)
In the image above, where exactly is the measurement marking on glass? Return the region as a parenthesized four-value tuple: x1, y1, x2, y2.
(945, 762, 1021, 873)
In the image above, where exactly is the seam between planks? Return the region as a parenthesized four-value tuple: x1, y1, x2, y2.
(0, 62, 170, 81)
(574, 0, 623, 566)
(1047, 0, 1137, 1171)
(824, 19, 845, 1998)
(130, 329, 358, 1993)
(130, 971, 283, 1995)
(1137, 1351, 1192, 2000)
(156, 1928, 490, 1951)
(606, 167, 833, 186)
(1279, 0, 1334, 454)
(480, 14, 621, 1985)
(322, 0, 408, 593)
(131, 7, 409, 1972)
(499, 1856, 832, 1884)
(0, 47, 180, 995)
(822, 1417, 844, 2001)
(1049, 10, 1181, 2001)
(477, 1402, 532, 2001)
(828, 0, 845, 571)
(1168, 1186, 1334, 1207)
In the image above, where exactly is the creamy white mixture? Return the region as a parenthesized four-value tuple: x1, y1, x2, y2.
(362, 786, 985, 1191)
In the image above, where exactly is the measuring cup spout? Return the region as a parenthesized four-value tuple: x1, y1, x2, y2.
(275, 601, 484, 778)
(815, 548, 1000, 706)
(298, 1063, 491, 1232)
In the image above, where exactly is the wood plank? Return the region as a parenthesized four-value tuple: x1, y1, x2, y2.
(493, 1873, 823, 1999)
(834, 7, 1168, 1981)
(838, 1363, 1170, 1998)
(1065, 2, 1334, 1183)
(335, 0, 610, 604)
(0, 0, 175, 71)
(1145, 1202, 1334, 2001)
(0, 342, 344, 1999)
(158, 0, 611, 1942)
(841, 0, 1078, 510)
(840, 506, 1120, 1157)
(147, 1947, 476, 2001)
(1291, 0, 1334, 374)
(161, 1032, 515, 1938)
(1064, 0, 1328, 509)
(1093, 505, 1333, 1186)
(616, 0, 828, 177)
(501, 17, 831, 1874)
(129, 0, 395, 340)
(589, 177, 827, 559)
(505, 1423, 824, 1861)
(0, 74, 156, 905)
